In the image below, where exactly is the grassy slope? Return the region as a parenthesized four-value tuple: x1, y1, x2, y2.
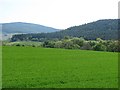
(2, 46, 118, 88)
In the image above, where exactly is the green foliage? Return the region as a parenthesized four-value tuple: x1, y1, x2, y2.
(3, 46, 118, 88)
(16, 43, 21, 46)
(41, 37, 119, 52)
(88, 41, 97, 47)
(3, 41, 42, 47)
(11, 19, 119, 41)
(63, 36, 71, 40)
(93, 43, 106, 51)
(71, 37, 84, 47)
(4, 37, 119, 52)
(62, 40, 75, 49)
(54, 41, 63, 48)
(43, 41, 55, 48)
(106, 41, 119, 52)
(81, 42, 92, 50)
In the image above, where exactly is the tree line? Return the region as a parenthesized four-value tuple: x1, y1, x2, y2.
(42, 37, 119, 52)
(7, 36, 120, 52)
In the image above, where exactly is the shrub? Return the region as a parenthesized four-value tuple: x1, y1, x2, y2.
(81, 42, 92, 50)
(93, 43, 106, 51)
(16, 44, 21, 46)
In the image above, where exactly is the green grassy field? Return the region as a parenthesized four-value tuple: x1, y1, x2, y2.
(2, 46, 118, 88)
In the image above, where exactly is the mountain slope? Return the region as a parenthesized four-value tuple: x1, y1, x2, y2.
(11, 19, 119, 41)
(1, 22, 60, 40)
(2, 22, 59, 34)
(61, 19, 118, 39)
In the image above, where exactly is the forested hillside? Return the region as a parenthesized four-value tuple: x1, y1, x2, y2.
(11, 19, 118, 41)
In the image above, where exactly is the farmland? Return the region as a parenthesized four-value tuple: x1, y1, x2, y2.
(2, 46, 118, 88)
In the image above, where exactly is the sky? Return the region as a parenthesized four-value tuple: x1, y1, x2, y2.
(0, 0, 119, 29)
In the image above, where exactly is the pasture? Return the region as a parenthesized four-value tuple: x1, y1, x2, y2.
(2, 46, 118, 88)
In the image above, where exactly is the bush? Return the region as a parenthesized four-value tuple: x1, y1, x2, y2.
(106, 41, 119, 52)
(81, 42, 92, 50)
(16, 44, 21, 46)
(22, 44, 25, 47)
(54, 41, 63, 48)
(93, 43, 106, 51)
(62, 40, 75, 49)
(43, 41, 55, 48)
(71, 37, 85, 47)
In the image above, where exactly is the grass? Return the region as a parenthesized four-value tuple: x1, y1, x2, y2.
(2, 46, 118, 88)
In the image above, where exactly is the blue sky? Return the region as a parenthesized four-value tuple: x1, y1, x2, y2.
(0, 0, 119, 29)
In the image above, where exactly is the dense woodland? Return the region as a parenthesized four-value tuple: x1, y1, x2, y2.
(11, 19, 118, 41)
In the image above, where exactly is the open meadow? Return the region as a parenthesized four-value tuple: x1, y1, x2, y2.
(2, 46, 118, 88)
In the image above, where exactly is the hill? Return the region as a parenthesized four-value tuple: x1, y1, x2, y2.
(11, 19, 118, 41)
(1, 22, 60, 40)
(2, 22, 59, 34)
(63, 19, 118, 40)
